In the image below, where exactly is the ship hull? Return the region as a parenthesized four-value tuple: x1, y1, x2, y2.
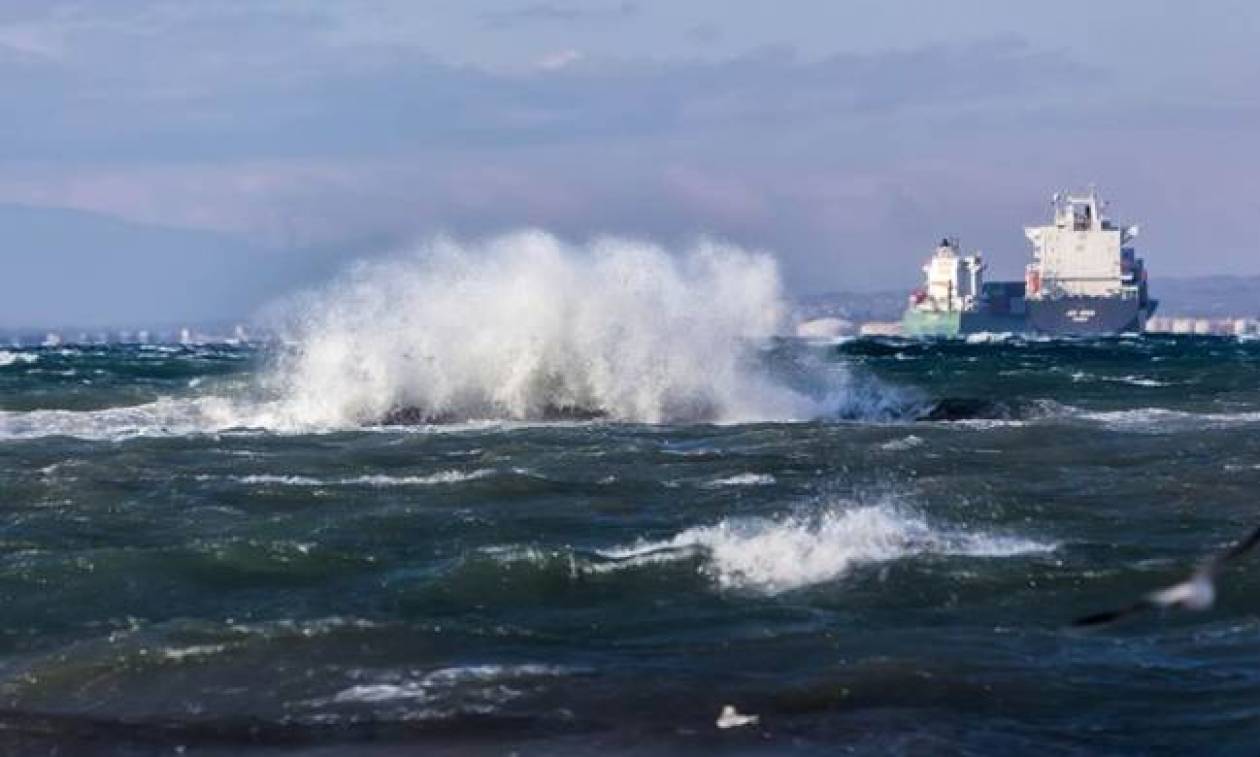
(1025, 297, 1150, 335)
(902, 309, 962, 337)
(903, 295, 1156, 337)
(902, 309, 1030, 337)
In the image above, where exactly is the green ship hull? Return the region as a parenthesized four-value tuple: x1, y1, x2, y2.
(902, 309, 963, 337)
(902, 308, 1029, 337)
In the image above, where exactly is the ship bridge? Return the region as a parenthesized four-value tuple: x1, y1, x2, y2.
(1024, 188, 1140, 300)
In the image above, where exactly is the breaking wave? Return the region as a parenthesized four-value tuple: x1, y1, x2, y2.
(226, 470, 495, 487)
(263, 232, 851, 426)
(705, 472, 777, 487)
(594, 500, 1053, 594)
(0, 350, 38, 367)
(0, 397, 246, 441)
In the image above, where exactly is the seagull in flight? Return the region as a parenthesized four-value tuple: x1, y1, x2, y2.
(1073, 524, 1260, 627)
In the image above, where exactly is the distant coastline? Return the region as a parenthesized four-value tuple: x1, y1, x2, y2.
(6, 275, 1260, 346)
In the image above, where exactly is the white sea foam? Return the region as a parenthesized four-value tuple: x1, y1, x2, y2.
(0, 397, 252, 441)
(340, 470, 495, 486)
(1079, 408, 1260, 433)
(0, 350, 38, 367)
(706, 472, 776, 487)
(880, 434, 924, 451)
(329, 664, 574, 705)
(1070, 371, 1170, 388)
(161, 644, 228, 661)
(225, 616, 377, 639)
(228, 469, 495, 487)
(236, 474, 325, 486)
(598, 502, 1052, 594)
(1101, 375, 1170, 388)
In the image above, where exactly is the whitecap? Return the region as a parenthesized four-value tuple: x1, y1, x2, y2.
(879, 435, 924, 451)
(1104, 375, 1170, 388)
(161, 644, 228, 661)
(706, 472, 776, 487)
(340, 470, 495, 486)
(236, 474, 325, 486)
(0, 350, 37, 367)
(1080, 408, 1260, 433)
(0, 395, 280, 442)
(329, 664, 576, 705)
(598, 502, 1052, 594)
(1072, 372, 1171, 388)
(225, 616, 377, 639)
(228, 469, 495, 487)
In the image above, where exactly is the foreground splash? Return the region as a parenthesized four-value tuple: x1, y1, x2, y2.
(268, 231, 817, 426)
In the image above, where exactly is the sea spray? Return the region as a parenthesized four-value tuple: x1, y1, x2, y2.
(0, 232, 914, 440)
(267, 231, 818, 425)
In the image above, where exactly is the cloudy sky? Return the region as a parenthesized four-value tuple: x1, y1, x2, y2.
(3, 1, 1259, 325)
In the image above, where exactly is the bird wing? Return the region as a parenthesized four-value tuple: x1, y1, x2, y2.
(1212, 524, 1260, 568)
(1071, 598, 1156, 628)
(1073, 524, 1260, 628)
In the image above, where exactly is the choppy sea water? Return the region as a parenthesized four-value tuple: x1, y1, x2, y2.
(2, 335, 1260, 755)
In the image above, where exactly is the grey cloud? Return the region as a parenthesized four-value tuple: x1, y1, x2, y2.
(0, 35, 1094, 163)
(2, 1, 1259, 317)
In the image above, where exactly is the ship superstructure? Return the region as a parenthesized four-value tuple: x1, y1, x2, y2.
(918, 238, 983, 312)
(902, 238, 1027, 336)
(1022, 189, 1155, 333)
(902, 188, 1156, 337)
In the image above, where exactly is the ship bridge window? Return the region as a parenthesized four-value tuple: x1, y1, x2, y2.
(1072, 203, 1092, 231)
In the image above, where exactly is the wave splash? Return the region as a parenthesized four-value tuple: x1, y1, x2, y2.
(267, 231, 818, 426)
(0, 232, 911, 439)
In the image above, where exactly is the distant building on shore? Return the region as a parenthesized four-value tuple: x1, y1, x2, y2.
(1145, 316, 1259, 336)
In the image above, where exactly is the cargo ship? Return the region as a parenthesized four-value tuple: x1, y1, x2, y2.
(902, 189, 1157, 337)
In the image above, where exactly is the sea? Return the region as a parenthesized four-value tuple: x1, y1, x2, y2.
(3, 333, 1260, 755)
(2, 240, 1260, 755)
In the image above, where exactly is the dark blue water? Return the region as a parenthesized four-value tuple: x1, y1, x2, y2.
(2, 336, 1260, 754)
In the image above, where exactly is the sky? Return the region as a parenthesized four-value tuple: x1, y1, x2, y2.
(3, 0, 1259, 326)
